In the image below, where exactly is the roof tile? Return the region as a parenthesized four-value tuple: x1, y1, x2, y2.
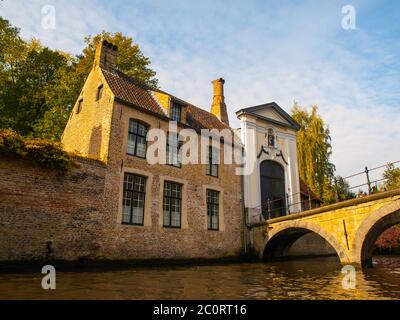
(101, 68, 231, 132)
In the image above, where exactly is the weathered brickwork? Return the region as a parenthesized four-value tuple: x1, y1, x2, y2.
(251, 190, 400, 266)
(0, 157, 107, 262)
(61, 64, 115, 163)
(0, 40, 244, 263)
(100, 102, 243, 261)
(0, 153, 243, 262)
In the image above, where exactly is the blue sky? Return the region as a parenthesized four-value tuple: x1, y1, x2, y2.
(1, 0, 399, 179)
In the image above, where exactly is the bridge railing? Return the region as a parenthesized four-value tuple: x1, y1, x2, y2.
(248, 160, 400, 223)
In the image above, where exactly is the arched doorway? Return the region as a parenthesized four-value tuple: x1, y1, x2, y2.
(260, 160, 286, 219)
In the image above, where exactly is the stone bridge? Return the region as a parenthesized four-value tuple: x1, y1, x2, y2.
(249, 189, 400, 268)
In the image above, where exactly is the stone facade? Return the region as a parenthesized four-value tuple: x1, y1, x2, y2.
(0, 152, 243, 262)
(100, 100, 243, 261)
(236, 103, 302, 223)
(0, 157, 107, 262)
(0, 40, 244, 263)
(250, 190, 400, 267)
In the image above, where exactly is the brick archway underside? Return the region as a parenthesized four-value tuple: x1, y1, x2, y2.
(263, 221, 350, 263)
(352, 201, 400, 267)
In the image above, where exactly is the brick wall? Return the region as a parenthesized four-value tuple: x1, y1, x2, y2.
(0, 157, 107, 262)
(97, 102, 244, 261)
(2, 54, 244, 264)
(0, 153, 244, 263)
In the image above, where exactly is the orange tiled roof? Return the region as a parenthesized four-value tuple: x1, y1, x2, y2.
(101, 68, 231, 132)
(102, 68, 166, 116)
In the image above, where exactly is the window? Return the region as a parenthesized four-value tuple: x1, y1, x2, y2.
(166, 132, 182, 168)
(76, 99, 83, 114)
(127, 120, 148, 158)
(206, 146, 219, 177)
(170, 103, 182, 122)
(207, 190, 220, 230)
(122, 173, 146, 225)
(163, 181, 182, 228)
(96, 84, 104, 101)
(268, 128, 275, 147)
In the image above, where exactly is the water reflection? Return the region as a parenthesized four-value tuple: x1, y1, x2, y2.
(0, 256, 399, 300)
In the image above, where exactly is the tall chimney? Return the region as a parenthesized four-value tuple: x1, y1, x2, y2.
(94, 40, 118, 71)
(210, 78, 229, 125)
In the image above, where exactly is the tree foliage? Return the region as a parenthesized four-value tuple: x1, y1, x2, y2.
(291, 102, 337, 203)
(0, 18, 158, 140)
(0, 128, 73, 171)
(383, 163, 400, 191)
(334, 176, 356, 201)
(375, 225, 400, 253)
(78, 31, 158, 88)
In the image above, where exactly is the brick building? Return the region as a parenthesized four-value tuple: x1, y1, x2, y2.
(0, 40, 244, 263)
(59, 40, 243, 262)
(0, 40, 315, 264)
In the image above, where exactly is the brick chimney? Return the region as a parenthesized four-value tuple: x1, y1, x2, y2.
(94, 40, 118, 71)
(210, 78, 229, 125)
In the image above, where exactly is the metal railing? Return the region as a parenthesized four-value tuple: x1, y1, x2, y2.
(249, 160, 400, 222)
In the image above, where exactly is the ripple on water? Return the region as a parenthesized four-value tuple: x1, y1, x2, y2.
(0, 256, 399, 300)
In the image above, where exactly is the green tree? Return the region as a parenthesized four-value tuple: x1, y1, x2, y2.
(0, 18, 158, 140)
(383, 163, 400, 191)
(1, 45, 70, 136)
(32, 56, 82, 140)
(76, 31, 158, 88)
(291, 102, 336, 203)
(34, 31, 159, 140)
(0, 17, 27, 130)
(334, 176, 356, 201)
(0, 17, 26, 81)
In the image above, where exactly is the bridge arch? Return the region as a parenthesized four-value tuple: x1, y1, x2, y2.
(352, 200, 400, 267)
(263, 221, 350, 263)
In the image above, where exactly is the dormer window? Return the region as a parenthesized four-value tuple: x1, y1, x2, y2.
(96, 84, 104, 101)
(170, 102, 182, 122)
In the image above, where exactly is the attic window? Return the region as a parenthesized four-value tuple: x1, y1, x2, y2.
(76, 99, 83, 114)
(170, 102, 182, 122)
(96, 84, 104, 101)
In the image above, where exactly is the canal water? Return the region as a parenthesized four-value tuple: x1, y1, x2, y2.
(0, 256, 399, 300)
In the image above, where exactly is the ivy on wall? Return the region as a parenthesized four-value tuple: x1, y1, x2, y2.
(0, 129, 74, 171)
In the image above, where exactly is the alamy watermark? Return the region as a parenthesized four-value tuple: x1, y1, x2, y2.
(41, 265, 56, 290)
(341, 5, 356, 30)
(144, 122, 259, 176)
(41, 5, 56, 30)
(341, 265, 356, 290)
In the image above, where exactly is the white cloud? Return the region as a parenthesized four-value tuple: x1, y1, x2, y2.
(1, 0, 399, 178)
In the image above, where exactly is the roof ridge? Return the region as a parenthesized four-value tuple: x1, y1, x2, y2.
(101, 67, 231, 131)
(187, 104, 229, 126)
(105, 68, 217, 114)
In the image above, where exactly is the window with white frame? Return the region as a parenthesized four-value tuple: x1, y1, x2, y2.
(170, 102, 182, 122)
(122, 173, 146, 225)
(163, 181, 182, 228)
(127, 119, 148, 158)
(206, 146, 219, 177)
(206, 189, 220, 230)
(166, 132, 183, 167)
